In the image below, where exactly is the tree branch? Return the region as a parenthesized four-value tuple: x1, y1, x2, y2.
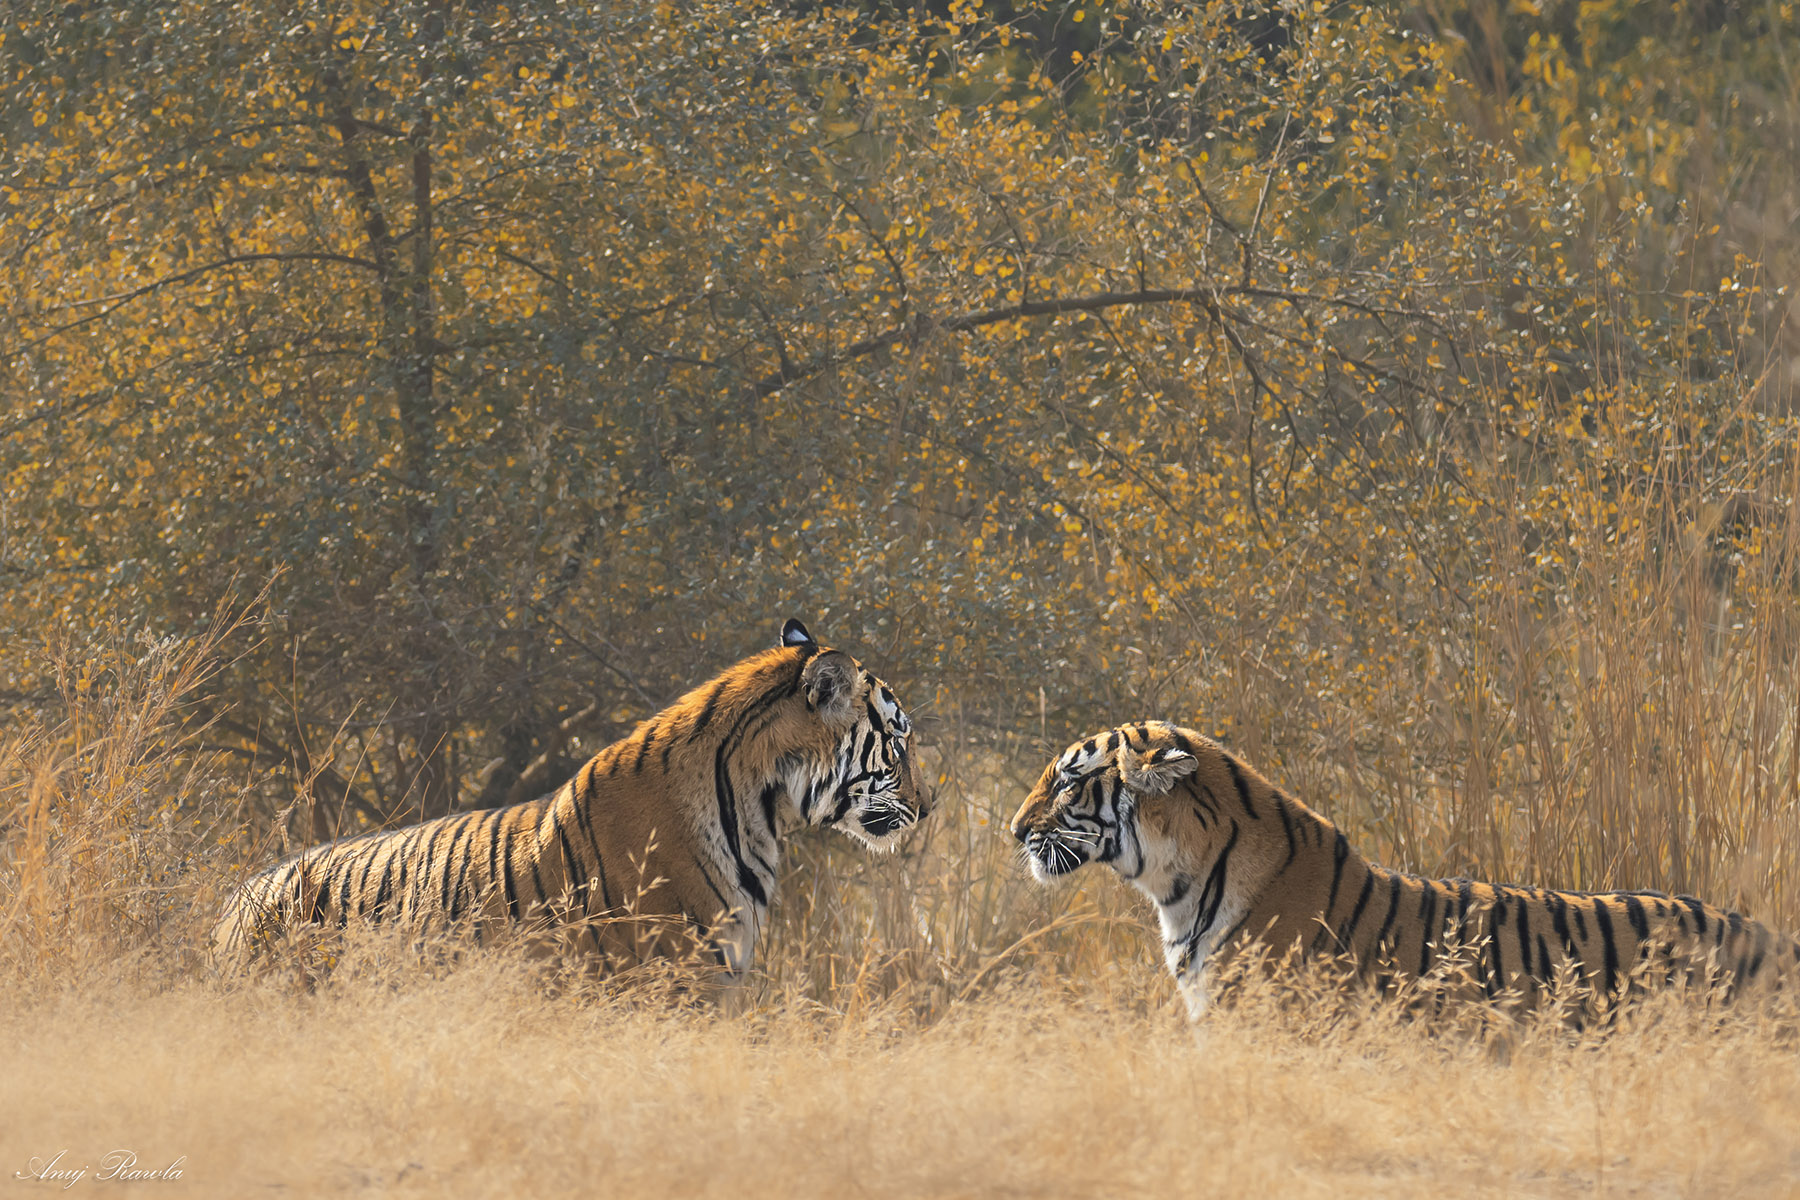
(743, 284, 1446, 401)
(6, 253, 384, 359)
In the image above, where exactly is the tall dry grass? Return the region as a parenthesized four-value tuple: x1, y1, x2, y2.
(5, 961, 1799, 1199)
(1230, 393, 1800, 938)
(4, 414, 1800, 1196)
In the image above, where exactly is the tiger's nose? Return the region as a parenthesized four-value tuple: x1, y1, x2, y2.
(1010, 819, 1030, 844)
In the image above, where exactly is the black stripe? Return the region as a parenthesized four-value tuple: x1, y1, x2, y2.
(1591, 900, 1620, 996)
(758, 782, 782, 840)
(1222, 754, 1261, 819)
(1483, 893, 1502, 999)
(1367, 875, 1402, 995)
(1621, 893, 1649, 939)
(1417, 884, 1439, 978)
(1181, 820, 1241, 967)
(352, 839, 383, 917)
(672, 906, 725, 968)
(525, 833, 549, 918)
(1745, 927, 1768, 979)
(1326, 864, 1376, 956)
(1680, 895, 1708, 936)
(1513, 889, 1533, 987)
(439, 816, 473, 915)
(323, 858, 349, 928)
(1536, 932, 1552, 980)
(500, 823, 521, 921)
(391, 845, 411, 923)
(1342, 865, 1378, 942)
(631, 726, 655, 772)
(447, 816, 480, 922)
(486, 809, 504, 917)
(416, 822, 449, 903)
(1548, 892, 1579, 963)
(1162, 874, 1190, 908)
(1274, 800, 1299, 872)
(828, 785, 856, 825)
(1214, 912, 1257, 953)
(555, 821, 588, 913)
(801, 774, 826, 823)
(1373, 871, 1404, 953)
(565, 768, 613, 911)
(1320, 831, 1351, 938)
(710, 666, 804, 909)
(687, 849, 734, 918)
(302, 862, 330, 925)
(690, 681, 725, 739)
(372, 845, 399, 923)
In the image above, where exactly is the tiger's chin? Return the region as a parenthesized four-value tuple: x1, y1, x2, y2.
(1025, 848, 1089, 883)
(838, 808, 919, 853)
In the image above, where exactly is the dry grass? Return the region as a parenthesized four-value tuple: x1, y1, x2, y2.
(3, 959, 1798, 1198)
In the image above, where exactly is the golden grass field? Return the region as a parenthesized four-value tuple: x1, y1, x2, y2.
(5, 959, 1800, 1199)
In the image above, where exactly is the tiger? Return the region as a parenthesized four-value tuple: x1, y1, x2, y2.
(1012, 720, 1800, 1019)
(213, 618, 929, 981)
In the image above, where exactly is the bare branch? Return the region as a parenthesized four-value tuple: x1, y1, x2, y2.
(5, 253, 384, 360)
(743, 283, 1449, 401)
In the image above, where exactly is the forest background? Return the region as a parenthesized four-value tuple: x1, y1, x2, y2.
(3, 1, 1800, 1192)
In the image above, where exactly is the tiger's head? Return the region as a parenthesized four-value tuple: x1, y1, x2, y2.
(779, 619, 931, 852)
(1010, 721, 1199, 882)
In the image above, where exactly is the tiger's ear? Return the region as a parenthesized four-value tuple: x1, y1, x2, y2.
(1116, 743, 1198, 795)
(780, 618, 815, 648)
(801, 650, 858, 724)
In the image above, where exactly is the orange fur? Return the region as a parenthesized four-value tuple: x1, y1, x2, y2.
(214, 621, 928, 980)
(1014, 720, 1799, 1017)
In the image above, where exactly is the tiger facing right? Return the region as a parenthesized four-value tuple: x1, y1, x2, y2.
(213, 619, 929, 982)
(1012, 720, 1800, 1019)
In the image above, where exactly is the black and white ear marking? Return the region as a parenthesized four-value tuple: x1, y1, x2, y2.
(780, 618, 815, 648)
(801, 651, 858, 723)
(1117, 744, 1198, 795)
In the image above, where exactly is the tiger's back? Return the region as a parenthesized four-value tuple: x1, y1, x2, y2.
(211, 785, 645, 968)
(1254, 854, 1798, 1011)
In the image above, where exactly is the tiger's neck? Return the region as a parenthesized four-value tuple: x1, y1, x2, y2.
(1133, 775, 1357, 1015)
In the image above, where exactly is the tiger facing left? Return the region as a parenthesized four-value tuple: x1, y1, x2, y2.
(1013, 720, 1800, 1019)
(212, 619, 929, 978)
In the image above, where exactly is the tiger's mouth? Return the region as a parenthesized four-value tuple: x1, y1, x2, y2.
(857, 807, 915, 839)
(838, 795, 920, 851)
(1022, 827, 1095, 880)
